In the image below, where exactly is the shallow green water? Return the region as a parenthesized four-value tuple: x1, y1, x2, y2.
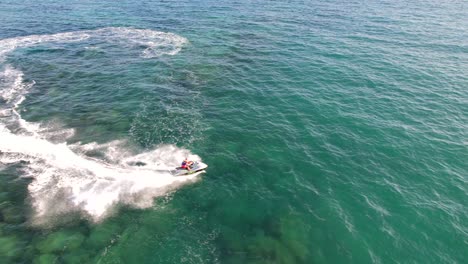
(0, 0, 467, 263)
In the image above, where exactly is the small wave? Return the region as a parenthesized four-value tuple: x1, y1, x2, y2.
(362, 195, 391, 216)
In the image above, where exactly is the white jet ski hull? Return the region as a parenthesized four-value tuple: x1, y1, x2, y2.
(171, 161, 208, 176)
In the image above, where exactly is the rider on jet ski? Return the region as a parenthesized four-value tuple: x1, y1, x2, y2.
(181, 158, 194, 171)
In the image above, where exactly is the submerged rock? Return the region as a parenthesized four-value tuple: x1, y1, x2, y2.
(85, 222, 120, 248)
(1, 206, 25, 224)
(279, 217, 309, 262)
(34, 254, 58, 264)
(62, 249, 91, 264)
(0, 235, 20, 258)
(36, 231, 85, 253)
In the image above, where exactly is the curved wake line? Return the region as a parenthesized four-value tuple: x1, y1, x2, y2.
(0, 27, 188, 60)
(0, 27, 198, 225)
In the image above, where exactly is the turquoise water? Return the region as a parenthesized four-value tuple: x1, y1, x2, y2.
(0, 0, 467, 263)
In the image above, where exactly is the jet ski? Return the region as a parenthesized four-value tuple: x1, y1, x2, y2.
(171, 161, 208, 176)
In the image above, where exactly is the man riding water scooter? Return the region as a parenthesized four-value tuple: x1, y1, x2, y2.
(180, 158, 194, 171)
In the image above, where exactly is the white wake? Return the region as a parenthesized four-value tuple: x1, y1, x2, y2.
(0, 27, 199, 225)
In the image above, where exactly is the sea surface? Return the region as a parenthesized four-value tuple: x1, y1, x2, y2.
(0, 0, 466, 263)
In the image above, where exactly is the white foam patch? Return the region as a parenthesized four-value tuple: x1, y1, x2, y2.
(0, 130, 202, 223)
(0, 27, 188, 60)
(0, 28, 198, 225)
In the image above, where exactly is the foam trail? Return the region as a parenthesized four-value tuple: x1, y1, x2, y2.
(0, 125, 202, 224)
(0, 27, 188, 60)
(0, 28, 198, 225)
(0, 26, 188, 133)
